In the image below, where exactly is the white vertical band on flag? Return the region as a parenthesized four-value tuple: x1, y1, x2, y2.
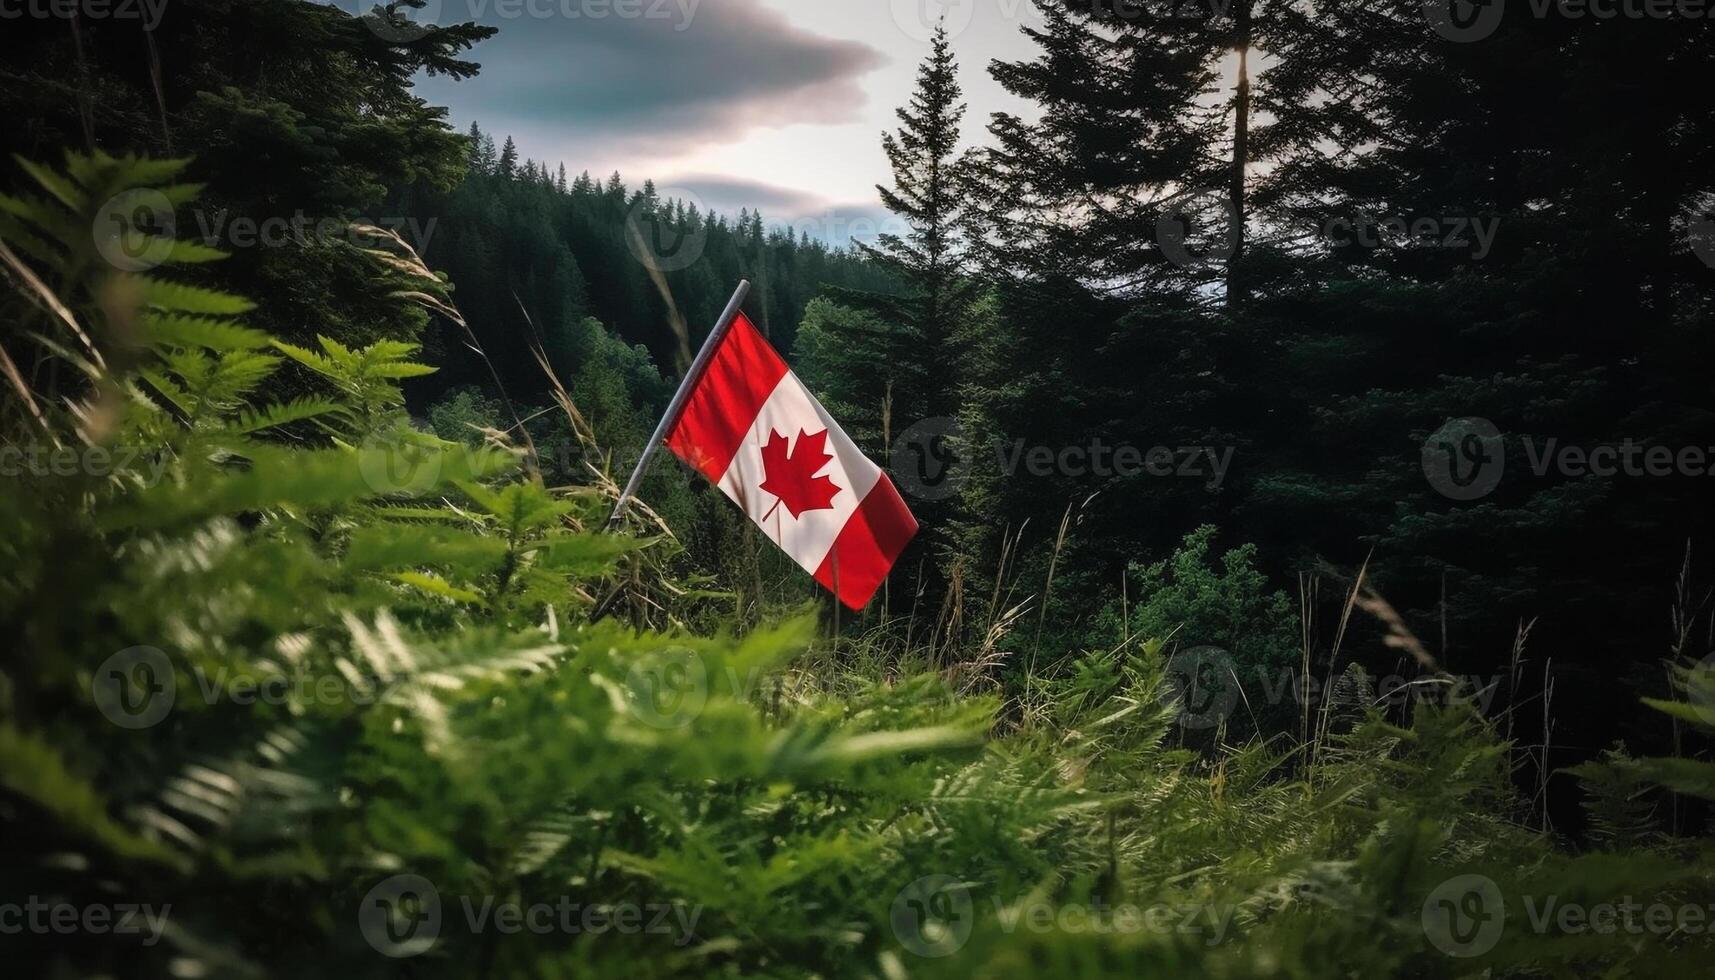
(664, 310, 918, 609)
(714, 370, 883, 575)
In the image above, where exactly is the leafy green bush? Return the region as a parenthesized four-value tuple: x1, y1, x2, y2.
(1081, 526, 1297, 736)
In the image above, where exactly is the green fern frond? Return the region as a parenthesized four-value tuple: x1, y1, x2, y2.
(160, 239, 230, 264)
(100, 443, 520, 530)
(270, 339, 336, 375)
(142, 279, 256, 316)
(14, 155, 88, 211)
(391, 571, 488, 606)
(141, 312, 271, 351)
(227, 398, 345, 435)
(345, 524, 511, 574)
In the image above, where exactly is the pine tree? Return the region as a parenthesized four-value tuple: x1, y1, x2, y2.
(974, 2, 1235, 298)
(466, 121, 488, 176)
(939, 2, 1261, 583)
(856, 20, 974, 413)
(1227, 0, 1254, 306)
(556, 162, 568, 193)
(794, 25, 982, 608)
(498, 135, 518, 179)
(803, 23, 975, 433)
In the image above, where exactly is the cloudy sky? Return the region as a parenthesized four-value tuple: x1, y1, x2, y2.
(402, 0, 1045, 246)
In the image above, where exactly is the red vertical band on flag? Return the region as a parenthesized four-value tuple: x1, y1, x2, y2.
(664, 312, 788, 482)
(814, 475, 918, 610)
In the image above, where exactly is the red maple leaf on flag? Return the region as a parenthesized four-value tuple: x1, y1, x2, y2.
(759, 428, 841, 520)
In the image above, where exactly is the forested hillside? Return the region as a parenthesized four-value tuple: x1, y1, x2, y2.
(407, 126, 897, 401)
(3, 1, 1715, 976)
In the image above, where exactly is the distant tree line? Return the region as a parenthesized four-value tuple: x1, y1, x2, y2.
(401, 122, 894, 408)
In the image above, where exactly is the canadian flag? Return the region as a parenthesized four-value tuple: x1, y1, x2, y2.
(664, 311, 917, 610)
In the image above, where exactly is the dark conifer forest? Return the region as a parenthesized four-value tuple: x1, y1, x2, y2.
(3, 1, 1715, 976)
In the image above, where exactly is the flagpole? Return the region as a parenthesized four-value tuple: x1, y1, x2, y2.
(606, 279, 752, 531)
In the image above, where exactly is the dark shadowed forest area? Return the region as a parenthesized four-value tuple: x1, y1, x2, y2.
(3, 1, 1715, 976)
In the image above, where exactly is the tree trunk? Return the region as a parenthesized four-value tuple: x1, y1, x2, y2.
(1228, 0, 1252, 309)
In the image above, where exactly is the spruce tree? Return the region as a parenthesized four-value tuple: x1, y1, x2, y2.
(498, 135, 518, 179)
(466, 121, 488, 175)
(796, 23, 978, 610)
(800, 21, 973, 454)
(974, 1, 1242, 298)
(855, 21, 973, 423)
(947, 3, 1248, 582)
